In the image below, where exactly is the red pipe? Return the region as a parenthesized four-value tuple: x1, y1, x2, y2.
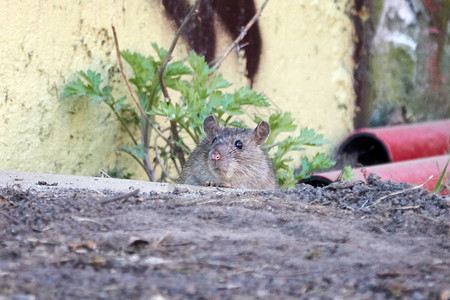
(305, 155, 450, 195)
(337, 120, 450, 166)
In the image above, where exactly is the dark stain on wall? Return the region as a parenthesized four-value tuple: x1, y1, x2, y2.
(161, 0, 216, 62)
(161, 0, 262, 83)
(211, 0, 262, 82)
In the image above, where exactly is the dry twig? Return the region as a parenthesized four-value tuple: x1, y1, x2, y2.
(390, 205, 421, 211)
(373, 175, 433, 206)
(70, 215, 103, 226)
(100, 189, 140, 206)
(210, 0, 270, 69)
(99, 170, 111, 178)
(112, 25, 147, 121)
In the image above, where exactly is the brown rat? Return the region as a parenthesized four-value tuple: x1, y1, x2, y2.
(179, 115, 278, 190)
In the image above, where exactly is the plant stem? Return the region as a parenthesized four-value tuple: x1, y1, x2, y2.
(118, 149, 153, 181)
(147, 73, 159, 111)
(154, 137, 176, 181)
(170, 121, 185, 165)
(108, 103, 138, 146)
(141, 116, 156, 181)
(183, 125, 198, 144)
(112, 24, 182, 181)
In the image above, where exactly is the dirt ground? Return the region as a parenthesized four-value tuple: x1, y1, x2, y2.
(0, 174, 449, 300)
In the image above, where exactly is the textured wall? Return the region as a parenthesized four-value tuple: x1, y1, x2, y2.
(0, 0, 355, 180)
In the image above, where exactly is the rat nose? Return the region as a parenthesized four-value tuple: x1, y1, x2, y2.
(211, 151, 221, 161)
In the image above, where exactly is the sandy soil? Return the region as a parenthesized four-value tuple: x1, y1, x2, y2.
(1, 174, 449, 299)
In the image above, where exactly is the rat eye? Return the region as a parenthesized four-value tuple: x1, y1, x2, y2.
(235, 140, 243, 149)
(212, 137, 217, 144)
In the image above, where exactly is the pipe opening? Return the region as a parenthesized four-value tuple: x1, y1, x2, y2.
(300, 176, 333, 187)
(337, 133, 390, 166)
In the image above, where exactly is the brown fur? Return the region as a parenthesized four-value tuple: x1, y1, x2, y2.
(179, 116, 278, 190)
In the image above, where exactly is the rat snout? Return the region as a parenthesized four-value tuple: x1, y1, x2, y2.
(211, 151, 221, 161)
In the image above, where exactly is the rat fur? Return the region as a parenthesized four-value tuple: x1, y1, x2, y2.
(179, 115, 278, 190)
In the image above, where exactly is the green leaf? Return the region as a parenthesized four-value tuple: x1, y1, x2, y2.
(103, 167, 134, 179)
(62, 78, 88, 98)
(297, 127, 329, 146)
(295, 153, 336, 181)
(113, 96, 127, 112)
(79, 70, 102, 94)
(165, 61, 192, 77)
(341, 165, 354, 181)
(188, 51, 211, 78)
(208, 91, 230, 108)
(264, 112, 297, 145)
(278, 168, 297, 189)
(117, 143, 146, 160)
(433, 158, 450, 193)
(207, 74, 231, 94)
(121, 50, 156, 89)
(63, 70, 113, 105)
(102, 86, 113, 97)
(233, 87, 270, 107)
(88, 93, 106, 104)
(151, 43, 168, 62)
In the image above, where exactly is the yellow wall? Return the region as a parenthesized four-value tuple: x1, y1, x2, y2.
(0, 0, 355, 180)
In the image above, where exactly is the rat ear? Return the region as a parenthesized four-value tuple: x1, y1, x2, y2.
(203, 115, 220, 138)
(253, 121, 270, 145)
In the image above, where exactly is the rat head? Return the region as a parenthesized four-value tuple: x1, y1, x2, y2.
(202, 115, 271, 180)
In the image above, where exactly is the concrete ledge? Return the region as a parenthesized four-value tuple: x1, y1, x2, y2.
(0, 169, 182, 194)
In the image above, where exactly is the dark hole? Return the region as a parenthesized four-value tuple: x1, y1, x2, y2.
(300, 176, 333, 188)
(337, 133, 390, 166)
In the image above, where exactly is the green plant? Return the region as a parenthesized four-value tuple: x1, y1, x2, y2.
(341, 165, 355, 181)
(332, 165, 355, 182)
(100, 167, 134, 180)
(433, 158, 450, 194)
(62, 45, 334, 189)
